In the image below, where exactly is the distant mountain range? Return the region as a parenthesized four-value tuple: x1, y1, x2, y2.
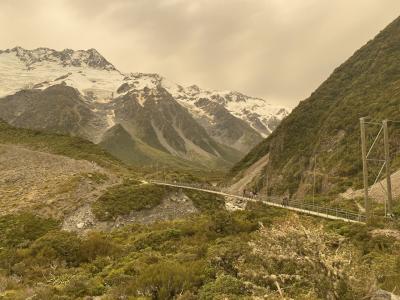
(0, 47, 288, 168)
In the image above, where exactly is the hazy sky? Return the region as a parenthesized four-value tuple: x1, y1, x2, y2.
(1, 1, 399, 108)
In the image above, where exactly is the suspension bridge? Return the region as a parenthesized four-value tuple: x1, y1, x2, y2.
(148, 180, 366, 224)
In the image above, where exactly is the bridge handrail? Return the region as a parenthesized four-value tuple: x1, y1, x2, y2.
(149, 179, 365, 223)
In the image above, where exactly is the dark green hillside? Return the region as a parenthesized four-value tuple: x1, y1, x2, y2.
(231, 16, 400, 196)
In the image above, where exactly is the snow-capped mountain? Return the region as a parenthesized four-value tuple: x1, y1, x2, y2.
(165, 83, 288, 137)
(0, 47, 289, 167)
(0, 47, 121, 100)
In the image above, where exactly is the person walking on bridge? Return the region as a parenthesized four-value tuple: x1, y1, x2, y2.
(282, 195, 289, 206)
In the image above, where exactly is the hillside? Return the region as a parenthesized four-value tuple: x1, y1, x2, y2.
(230, 16, 400, 198)
(0, 120, 120, 169)
(0, 120, 125, 219)
(1, 201, 399, 299)
(0, 120, 228, 226)
(1, 119, 399, 299)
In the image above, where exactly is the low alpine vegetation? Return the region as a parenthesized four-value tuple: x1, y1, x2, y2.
(92, 182, 168, 221)
(0, 206, 398, 299)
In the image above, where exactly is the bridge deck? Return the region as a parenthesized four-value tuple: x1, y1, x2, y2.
(149, 180, 365, 224)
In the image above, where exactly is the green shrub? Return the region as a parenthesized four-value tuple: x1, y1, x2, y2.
(132, 260, 210, 299)
(207, 211, 258, 236)
(80, 232, 120, 261)
(133, 228, 186, 250)
(104, 268, 133, 286)
(184, 190, 225, 212)
(0, 214, 59, 248)
(244, 201, 288, 226)
(29, 231, 83, 266)
(92, 183, 167, 221)
(0, 196, 398, 299)
(199, 274, 248, 300)
(13, 230, 120, 272)
(207, 236, 251, 276)
(62, 275, 106, 297)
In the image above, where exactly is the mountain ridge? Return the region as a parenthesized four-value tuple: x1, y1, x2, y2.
(0, 46, 117, 71)
(0, 46, 288, 168)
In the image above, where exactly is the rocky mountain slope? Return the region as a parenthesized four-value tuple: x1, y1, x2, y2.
(0, 119, 123, 223)
(230, 16, 400, 197)
(0, 143, 119, 220)
(0, 47, 288, 168)
(0, 85, 105, 142)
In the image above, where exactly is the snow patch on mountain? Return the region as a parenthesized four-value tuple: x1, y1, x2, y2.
(161, 80, 289, 137)
(113, 73, 289, 137)
(124, 73, 163, 90)
(106, 110, 115, 128)
(0, 47, 122, 100)
(0, 47, 289, 141)
(2, 47, 116, 70)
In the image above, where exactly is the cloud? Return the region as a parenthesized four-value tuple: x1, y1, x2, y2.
(0, 0, 399, 107)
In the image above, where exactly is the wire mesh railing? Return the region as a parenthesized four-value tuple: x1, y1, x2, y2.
(149, 179, 366, 223)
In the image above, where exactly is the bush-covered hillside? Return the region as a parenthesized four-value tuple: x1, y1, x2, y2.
(1, 120, 399, 299)
(92, 183, 168, 221)
(231, 17, 400, 197)
(0, 205, 399, 299)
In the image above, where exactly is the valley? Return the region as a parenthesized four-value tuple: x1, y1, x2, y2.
(0, 99, 399, 299)
(1, 10, 400, 300)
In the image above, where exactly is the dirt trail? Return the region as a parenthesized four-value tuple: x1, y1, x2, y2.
(0, 144, 119, 219)
(229, 153, 269, 195)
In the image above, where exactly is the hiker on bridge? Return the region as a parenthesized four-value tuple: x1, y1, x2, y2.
(282, 195, 289, 206)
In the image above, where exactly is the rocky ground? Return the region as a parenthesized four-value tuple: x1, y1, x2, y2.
(62, 189, 198, 233)
(0, 144, 201, 231)
(0, 144, 119, 220)
(229, 153, 269, 195)
(341, 169, 400, 203)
